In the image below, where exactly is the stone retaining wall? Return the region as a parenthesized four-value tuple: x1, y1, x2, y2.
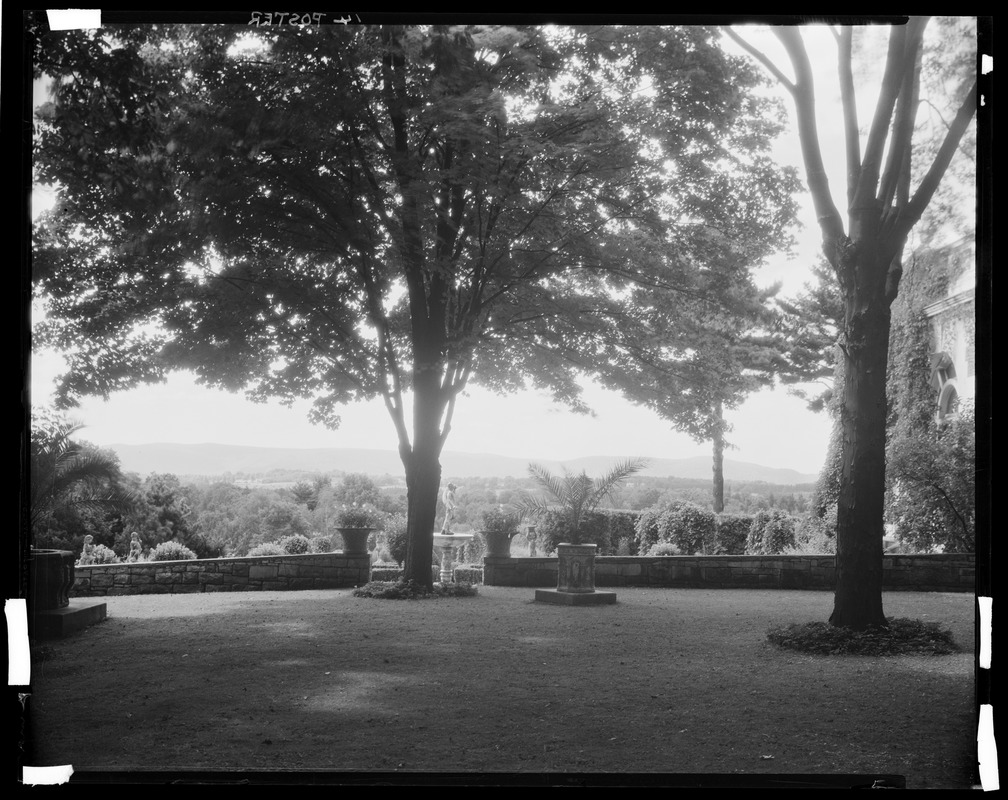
(483, 553, 974, 592)
(71, 552, 371, 596)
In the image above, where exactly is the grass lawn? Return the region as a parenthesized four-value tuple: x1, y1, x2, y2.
(24, 586, 978, 788)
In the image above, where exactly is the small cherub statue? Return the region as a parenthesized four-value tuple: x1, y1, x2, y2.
(79, 534, 96, 566)
(127, 532, 143, 563)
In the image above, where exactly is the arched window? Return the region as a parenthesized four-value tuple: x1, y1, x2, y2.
(938, 382, 960, 422)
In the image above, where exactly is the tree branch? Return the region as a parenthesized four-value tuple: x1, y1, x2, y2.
(836, 27, 861, 207)
(774, 28, 846, 246)
(722, 28, 796, 95)
(897, 78, 978, 239)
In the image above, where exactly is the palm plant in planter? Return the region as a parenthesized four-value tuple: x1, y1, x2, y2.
(335, 504, 383, 555)
(30, 416, 139, 613)
(519, 458, 648, 597)
(517, 458, 649, 548)
(478, 506, 524, 557)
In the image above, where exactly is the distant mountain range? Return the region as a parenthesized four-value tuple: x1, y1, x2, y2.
(107, 443, 819, 485)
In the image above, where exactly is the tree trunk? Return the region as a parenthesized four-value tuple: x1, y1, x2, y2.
(401, 374, 445, 590)
(712, 400, 725, 514)
(829, 296, 891, 630)
(403, 448, 440, 589)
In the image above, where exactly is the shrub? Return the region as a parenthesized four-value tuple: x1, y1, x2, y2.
(647, 541, 682, 557)
(90, 543, 121, 564)
(636, 500, 715, 555)
(746, 510, 798, 555)
(790, 509, 837, 554)
(464, 533, 487, 563)
(536, 509, 615, 554)
(714, 513, 752, 555)
(767, 617, 960, 656)
(352, 579, 478, 600)
(247, 541, 285, 557)
(149, 541, 198, 561)
(453, 566, 483, 584)
(309, 535, 333, 553)
(635, 501, 672, 555)
(370, 566, 404, 581)
(384, 514, 408, 565)
(605, 511, 640, 555)
(278, 533, 311, 554)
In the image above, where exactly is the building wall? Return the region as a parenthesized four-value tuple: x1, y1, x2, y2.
(923, 236, 976, 420)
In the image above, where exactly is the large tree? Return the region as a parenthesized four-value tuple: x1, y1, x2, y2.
(726, 18, 978, 628)
(32, 22, 798, 587)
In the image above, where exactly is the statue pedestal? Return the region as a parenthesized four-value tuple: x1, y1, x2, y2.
(432, 533, 474, 583)
(535, 542, 617, 605)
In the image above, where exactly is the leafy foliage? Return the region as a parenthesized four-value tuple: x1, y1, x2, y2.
(646, 542, 683, 557)
(713, 513, 752, 555)
(452, 566, 483, 585)
(745, 509, 797, 555)
(519, 458, 647, 544)
(309, 534, 333, 553)
(30, 415, 138, 544)
(89, 543, 121, 564)
(336, 504, 382, 529)
(767, 618, 960, 656)
(149, 541, 198, 561)
(477, 506, 523, 537)
(32, 22, 802, 587)
(246, 542, 285, 557)
(887, 405, 975, 552)
(383, 514, 409, 566)
(278, 534, 312, 555)
(791, 509, 837, 555)
(352, 579, 478, 600)
(634, 499, 716, 555)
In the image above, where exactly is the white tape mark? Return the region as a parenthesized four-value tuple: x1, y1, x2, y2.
(46, 9, 102, 31)
(5, 600, 30, 686)
(23, 766, 75, 785)
(982, 55, 993, 75)
(979, 597, 992, 669)
(978, 704, 999, 791)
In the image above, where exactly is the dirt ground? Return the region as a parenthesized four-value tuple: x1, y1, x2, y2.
(22, 586, 978, 788)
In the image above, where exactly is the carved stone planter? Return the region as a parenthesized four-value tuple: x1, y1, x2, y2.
(535, 542, 616, 605)
(556, 543, 598, 593)
(337, 527, 373, 556)
(29, 548, 76, 611)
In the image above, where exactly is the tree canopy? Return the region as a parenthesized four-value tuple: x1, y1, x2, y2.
(32, 22, 801, 585)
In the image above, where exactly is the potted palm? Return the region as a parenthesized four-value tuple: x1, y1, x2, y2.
(30, 417, 138, 614)
(478, 506, 524, 557)
(518, 458, 647, 594)
(335, 505, 382, 555)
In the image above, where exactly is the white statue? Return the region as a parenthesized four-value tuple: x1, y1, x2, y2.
(440, 483, 458, 535)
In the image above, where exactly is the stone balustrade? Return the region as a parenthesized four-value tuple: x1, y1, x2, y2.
(484, 553, 974, 592)
(72, 552, 371, 597)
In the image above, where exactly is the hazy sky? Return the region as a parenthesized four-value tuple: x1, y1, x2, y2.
(29, 24, 893, 477)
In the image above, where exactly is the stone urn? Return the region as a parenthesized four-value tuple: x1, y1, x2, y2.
(482, 530, 514, 557)
(29, 548, 76, 611)
(337, 527, 373, 556)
